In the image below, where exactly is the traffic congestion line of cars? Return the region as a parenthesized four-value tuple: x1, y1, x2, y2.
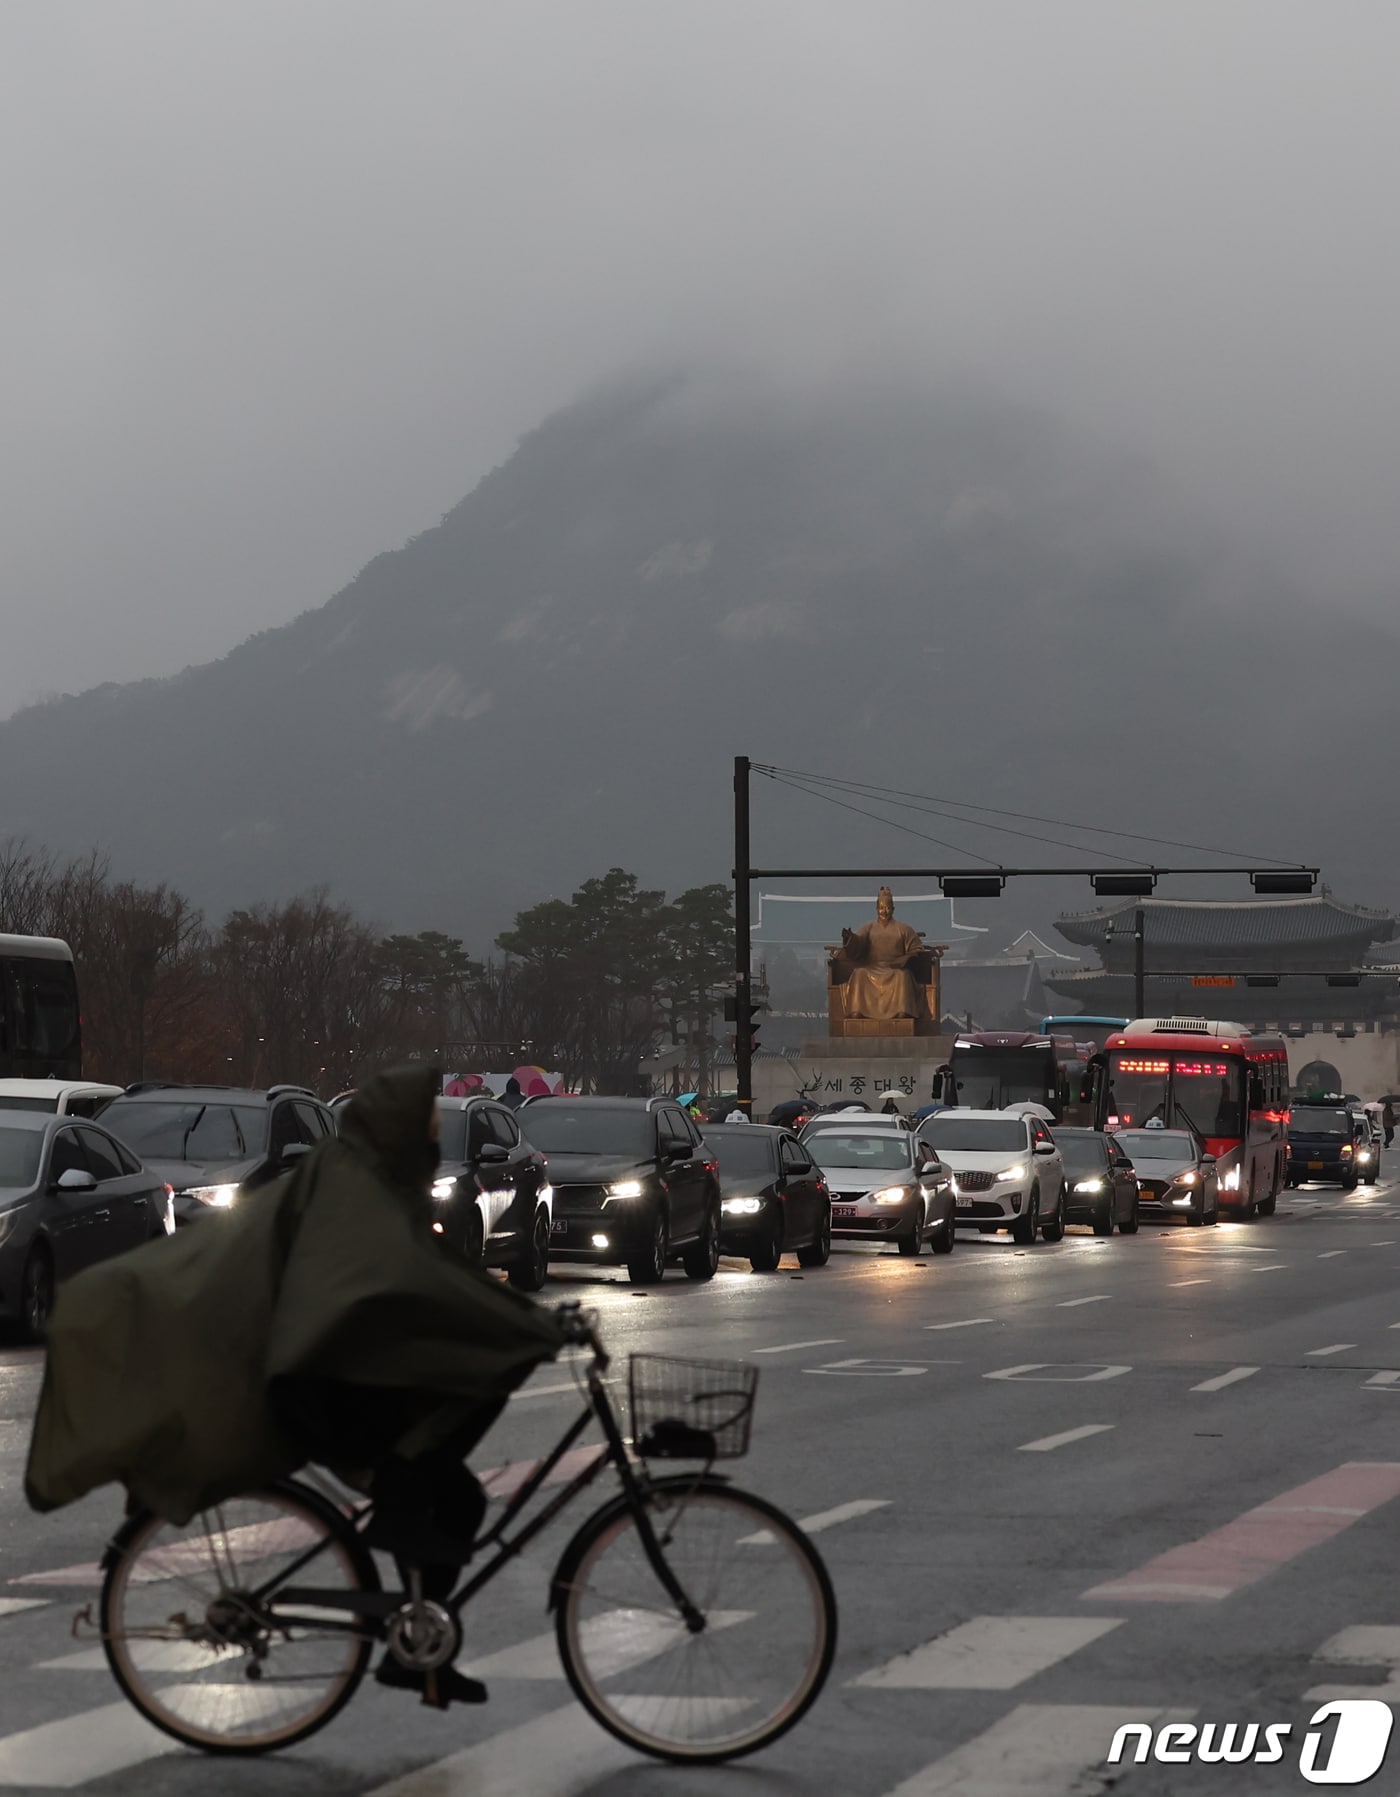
(0, 1072, 1389, 1342)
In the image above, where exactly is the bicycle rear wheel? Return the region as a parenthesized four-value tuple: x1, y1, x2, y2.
(554, 1478, 836, 1762)
(101, 1481, 379, 1754)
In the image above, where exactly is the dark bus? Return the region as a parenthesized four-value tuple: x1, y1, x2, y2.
(0, 936, 82, 1079)
(938, 1032, 1068, 1117)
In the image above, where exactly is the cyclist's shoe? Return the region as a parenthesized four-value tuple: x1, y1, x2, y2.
(375, 1656, 487, 1709)
(363, 1508, 478, 1566)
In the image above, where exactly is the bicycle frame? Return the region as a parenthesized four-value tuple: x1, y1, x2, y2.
(267, 1355, 710, 1635)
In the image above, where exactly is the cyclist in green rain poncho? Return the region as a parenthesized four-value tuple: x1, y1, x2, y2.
(26, 1066, 565, 1705)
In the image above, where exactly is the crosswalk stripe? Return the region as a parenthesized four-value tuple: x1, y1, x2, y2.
(736, 1497, 890, 1545)
(874, 1703, 1194, 1795)
(0, 1598, 48, 1618)
(1083, 1461, 1400, 1603)
(0, 1700, 174, 1788)
(853, 1617, 1121, 1691)
(366, 1702, 622, 1795)
(462, 1607, 749, 1681)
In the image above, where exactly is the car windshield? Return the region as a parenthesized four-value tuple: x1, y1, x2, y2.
(518, 1105, 654, 1156)
(808, 1134, 913, 1171)
(1288, 1108, 1351, 1137)
(709, 1134, 778, 1176)
(1055, 1134, 1108, 1172)
(1116, 1130, 1196, 1160)
(920, 1116, 1026, 1153)
(101, 1100, 265, 1162)
(0, 1128, 43, 1189)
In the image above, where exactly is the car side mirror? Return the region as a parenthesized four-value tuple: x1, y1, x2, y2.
(790, 1160, 813, 1177)
(1033, 1142, 1057, 1157)
(666, 1141, 691, 1162)
(53, 1167, 97, 1194)
(1201, 1154, 1217, 1166)
(280, 1143, 312, 1166)
(476, 1142, 510, 1165)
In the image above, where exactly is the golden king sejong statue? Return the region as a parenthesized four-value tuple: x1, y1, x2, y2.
(839, 886, 927, 1021)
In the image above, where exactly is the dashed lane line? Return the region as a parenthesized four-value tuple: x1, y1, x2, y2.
(1191, 1366, 1259, 1392)
(1365, 1372, 1400, 1389)
(852, 1616, 1121, 1691)
(751, 1338, 844, 1355)
(1306, 1344, 1357, 1357)
(1056, 1296, 1110, 1308)
(0, 1598, 48, 1618)
(1250, 1263, 1288, 1272)
(1169, 1279, 1211, 1287)
(924, 1318, 995, 1330)
(1019, 1425, 1115, 1453)
(1317, 1251, 1347, 1258)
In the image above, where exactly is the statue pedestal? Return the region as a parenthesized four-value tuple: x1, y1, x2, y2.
(750, 1034, 957, 1117)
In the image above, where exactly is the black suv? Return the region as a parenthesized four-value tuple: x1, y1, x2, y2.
(99, 1083, 335, 1225)
(519, 1096, 722, 1284)
(432, 1096, 553, 1289)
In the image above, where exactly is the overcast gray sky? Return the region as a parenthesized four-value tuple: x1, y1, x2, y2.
(5, 1, 1400, 718)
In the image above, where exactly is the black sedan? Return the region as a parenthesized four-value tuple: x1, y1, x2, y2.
(0, 1112, 172, 1339)
(1115, 1128, 1219, 1225)
(704, 1124, 832, 1271)
(1054, 1128, 1140, 1237)
(430, 1097, 553, 1289)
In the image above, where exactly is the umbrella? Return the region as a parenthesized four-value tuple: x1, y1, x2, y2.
(767, 1098, 816, 1127)
(678, 1092, 699, 1108)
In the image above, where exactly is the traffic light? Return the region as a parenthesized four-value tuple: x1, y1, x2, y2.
(724, 991, 763, 1056)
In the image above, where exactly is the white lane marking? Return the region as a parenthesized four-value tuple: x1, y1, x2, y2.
(1191, 1366, 1260, 1392)
(805, 1358, 934, 1377)
(1169, 1278, 1211, 1287)
(985, 1363, 1131, 1383)
(1374, 1240, 1398, 1246)
(1251, 1263, 1288, 1272)
(1366, 1372, 1400, 1388)
(1306, 1344, 1357, 1357)
(854, 1616, 1121, 1691)
(924, 1318, 995, 1330)
(1307, 1626, 1400, 1702)
(41, 1641, 218, 1673)
(0, 1597, 47, 1618)
(738, 1497, 891, 1545)
(1317, 1251, 1347, 1258)
(463, 1608, 749, 1681)
(367, 1703, 620, 1795)
(0, 1700, 174, 1787)
(1019, 1425, 1114, 1454)
(874, 1703, 1194, 1795)
(751, 1338, 844, 1355)
(1056, 1295, 1110, 1308)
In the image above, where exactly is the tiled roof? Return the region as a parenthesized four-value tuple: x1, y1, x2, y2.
(1055, 897, 1395, 952)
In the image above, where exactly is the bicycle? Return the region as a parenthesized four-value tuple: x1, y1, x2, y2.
(89, 1302, 838, 1764)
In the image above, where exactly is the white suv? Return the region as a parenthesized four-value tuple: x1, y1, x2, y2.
(917, 1109, 1065, 1244)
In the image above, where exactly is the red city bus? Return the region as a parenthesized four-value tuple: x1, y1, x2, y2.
(1096, 1017, 1290, 1216)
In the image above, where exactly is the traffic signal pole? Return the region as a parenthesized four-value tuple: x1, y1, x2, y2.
(734, 755, 753, 1114)
(1134, 906, 1145, 1020)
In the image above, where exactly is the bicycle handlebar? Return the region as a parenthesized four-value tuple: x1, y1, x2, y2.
(552, 1301, 611, 1373)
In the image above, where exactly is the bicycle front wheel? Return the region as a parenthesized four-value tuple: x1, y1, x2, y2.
(555, 1478, 836, 1762)
(101, 1481, 379, 1754)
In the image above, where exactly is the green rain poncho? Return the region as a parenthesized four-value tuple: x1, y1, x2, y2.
(26, 1067, 564, 1523)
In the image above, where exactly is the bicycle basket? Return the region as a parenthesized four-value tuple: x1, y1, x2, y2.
(628, 1353, 758, 1460)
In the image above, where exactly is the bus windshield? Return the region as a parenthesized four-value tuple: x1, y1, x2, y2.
(0, 949, 80, 1080)
(1040, 1017, 1126, 1054)
(1106, 1053, 1243, 1137)
(950, 1049, 1053, 1110)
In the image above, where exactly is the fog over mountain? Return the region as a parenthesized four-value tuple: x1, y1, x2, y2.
(3, 371, 1394, 944)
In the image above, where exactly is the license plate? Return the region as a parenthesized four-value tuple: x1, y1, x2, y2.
(831, 1205, 859, 1220)
(955, 1197, 975, 1209)
(550, 1219, 569, 1234)
(1308, 1161, 1324, 1172)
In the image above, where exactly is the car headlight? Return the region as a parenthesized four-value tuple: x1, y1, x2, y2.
(430, 1177, 457, 1200)
(997, 1164, 1027, 1183)
(872, 1185, 914, 1204)
(1073, 1177, 1105, 1193)
(182, 1184, 239, 1208)
(1358, 1150, 1373, 1163)
(1177, 1171, 1198, 1185)
(606, 1179, 645, 1199)
(722, 1197, 764, 1214)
